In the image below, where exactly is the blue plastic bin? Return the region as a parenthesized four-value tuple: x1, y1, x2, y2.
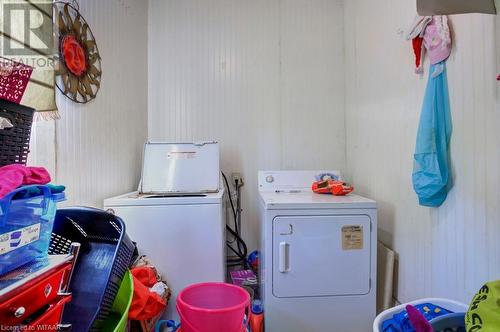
(0, 185, 65, 275)
(48, 207, 134, 332)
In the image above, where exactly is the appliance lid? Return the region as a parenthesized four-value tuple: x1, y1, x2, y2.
(104, 188, 224, 207)
(259, 190, 376, 210)
(140, 141, 220, 194)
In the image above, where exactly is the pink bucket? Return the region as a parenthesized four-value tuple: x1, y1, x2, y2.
(176, 282, 250, 332)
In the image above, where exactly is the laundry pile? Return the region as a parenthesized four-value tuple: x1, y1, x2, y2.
(0, 164, 64, 199)
(0, 164, 67, 276)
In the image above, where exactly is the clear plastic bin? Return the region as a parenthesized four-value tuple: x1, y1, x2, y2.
(0, 185, 65, 275)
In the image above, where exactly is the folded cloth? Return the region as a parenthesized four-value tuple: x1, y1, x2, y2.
(13, 184, 65, 199)
(0, 164, 51, 199)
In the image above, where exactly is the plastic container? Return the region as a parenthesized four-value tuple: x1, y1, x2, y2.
(430, 312, 466, 332)
(0, 99, 35, 167)
(48, 207, 135, 332)
(373, 298, 468, 332)
(249, 299, 264, 332)
(176, 282, 250, 332)
(0, 185, 65, 275)
(101, 270, 134, 332)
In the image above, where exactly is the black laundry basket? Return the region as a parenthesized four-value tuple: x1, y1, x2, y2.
(0, 99, 35, 167)
(49, 207, 134, 332)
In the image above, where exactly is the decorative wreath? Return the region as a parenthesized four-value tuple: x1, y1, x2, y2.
(54, 1, 102, 103)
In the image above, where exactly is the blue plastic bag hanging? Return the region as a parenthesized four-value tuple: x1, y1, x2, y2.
(412, 61, 452, 207)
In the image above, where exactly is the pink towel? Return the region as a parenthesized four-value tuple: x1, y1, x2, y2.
(407, 305, 434, 332)
(0, 164, 51, 199)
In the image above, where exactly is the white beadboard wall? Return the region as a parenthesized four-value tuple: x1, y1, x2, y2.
(148, 0, 346, 250)
(29, 0, 148, 207)
(344, 0, 500, 304)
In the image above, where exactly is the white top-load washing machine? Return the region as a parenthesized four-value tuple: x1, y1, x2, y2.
(259, 171, 377, 332)
(104, 142, 226, 321)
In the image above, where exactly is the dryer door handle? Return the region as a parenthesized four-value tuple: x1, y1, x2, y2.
(279, 242, 290, 273)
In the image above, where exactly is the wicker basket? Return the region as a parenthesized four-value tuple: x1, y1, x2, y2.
(0, 99, 35, 167)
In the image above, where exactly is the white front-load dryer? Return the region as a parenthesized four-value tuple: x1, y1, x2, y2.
(258, 171, 377, 332)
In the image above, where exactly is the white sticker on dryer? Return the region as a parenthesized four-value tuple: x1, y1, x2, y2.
(342, 225, 363, 250)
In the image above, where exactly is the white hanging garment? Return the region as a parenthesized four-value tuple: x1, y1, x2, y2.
(406, 16, 432, 40)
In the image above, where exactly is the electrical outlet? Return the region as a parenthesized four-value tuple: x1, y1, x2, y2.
(232, 172, 244, 188)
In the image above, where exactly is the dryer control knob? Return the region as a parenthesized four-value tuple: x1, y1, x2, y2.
(266, 175, 274, 183)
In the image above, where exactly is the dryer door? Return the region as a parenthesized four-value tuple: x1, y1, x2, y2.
(272, 215, 371, 298)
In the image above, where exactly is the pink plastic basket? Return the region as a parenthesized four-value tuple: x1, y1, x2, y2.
(176, 282, 250, 332)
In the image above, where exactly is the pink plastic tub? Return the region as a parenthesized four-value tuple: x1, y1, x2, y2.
(176, 282, 250, 332)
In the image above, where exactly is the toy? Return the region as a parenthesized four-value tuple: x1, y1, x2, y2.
(312, 180, 354, 196)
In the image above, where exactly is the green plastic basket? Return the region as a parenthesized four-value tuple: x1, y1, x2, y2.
(101, 270, 134, 332)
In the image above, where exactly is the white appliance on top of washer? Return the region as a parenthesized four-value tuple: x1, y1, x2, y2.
(259, 170, 377, 332)
(104, 142, 225, 321)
